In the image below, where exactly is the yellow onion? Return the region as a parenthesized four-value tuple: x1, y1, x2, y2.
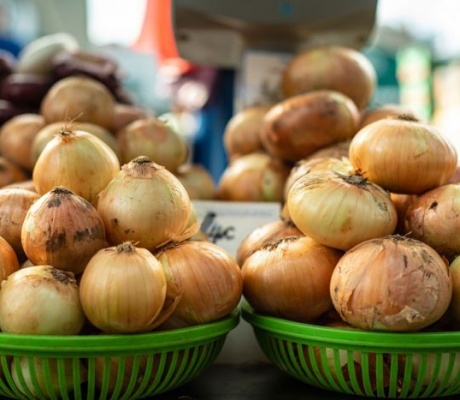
(330, 235, 452, 331)
(79, 242, 167, 333)
(302, 139, 351, 162)
(0, 113, 45, 171)
(97, 156, 193, 250)
(448, 256, 460, 329)
(3, 179, 36, 192)
(0, 157, 29, 189)
(390, 192, 418, 235)
(287, 170, 397, 251)
(216, 152, 290, 202)
(236, 219, 303, 266)
(404, 184, 460, 259)
(281, 45, 376, 110)
(359, 103, 423, 129)
(0, 235, 19, 281)
(32, 127, 120, 205)
(260, 90, 360, 162)
(155, 240, 243, 329)
(40, 75, 116, 130)
(242, 236, 342, 322)
(116, 117, 188, 172)
(222, 105, 271, 161)
(21, 186, 107, 275)
(349, 114, 458, 194)
(174, 163, 215, 200)
(0, 187, 40, 260)
(0, 265, 85, 334)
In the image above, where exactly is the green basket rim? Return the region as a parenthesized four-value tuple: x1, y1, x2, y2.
(0, 309, 240, 355)
(241, 301, 460, 350)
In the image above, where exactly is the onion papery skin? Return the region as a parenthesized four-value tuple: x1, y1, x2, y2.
(155, 240, 243, 329)
(330, 235, 453, 332)
(404, 184, 460, 259)
(260, 90, 360, 162)
(97, 156, 192, 250)
(287, 170, 397, 251)
(242, 236, 343, 322)
(236, 219, 304, 266)
(21, 186, 107, 275)
(116, 117, 188, 172)
(216, 152, 291, 202)
(79, 242, 167, 333)
(281, 45, 376, 110)
(348, 116, 458, 194)
(0, 265, 85, 334)
(0, 187, 40, 260)
(32, 128, 120, 205)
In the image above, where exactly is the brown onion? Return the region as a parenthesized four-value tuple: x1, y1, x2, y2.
(0, 113, 45, 171)
(155, 240, 243, 329)
(0, 236, 19, 281)
(216, 152, 290, 202)
(21, 186, 107, 275)
(404, 184, 460, 259)
(448, 256, 460, 329)
(242, 236, 342, 322)
(287, 170, 397, 251)
(97, 156, 193, 250)
(349, 114, 457, 194)
(330, 235, 452, 331)
(112, 103, 150, 132)
(174, 163, 215, 200)
(0, 187, 40, 260)
(359, 104, 423, 129)
(282, 45, 376, 110)
(390, 192, 418, 235)
(116, 117, 188, 172)
(302, 140, 351, 162)
(32, 127, 120, 205)
(40, 75, 116, 130)
(260, 90, 360, 162)
(0, 157, 29, 188)
(2, 179, 36, 192)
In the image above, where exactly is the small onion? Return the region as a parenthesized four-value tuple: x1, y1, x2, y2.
(448, 256, 460, 330)
(242, 236, 343, 322)
(0, 236, 19, 281)
(404, 184, 460, 259)
(302, 139, 351, 162)
(32, 127, 120, 205)
(97, 156, 192, 250)
(21, 186, 107, 275)
(0, 157, 29, 188)
(216, 152, 290, 202)
(155, 240, 243, 329)
(174, 163, 215, 200)
(349, 114, 458, 194)
(390, 192, 418, 235)
(112, 103, 150, 132)
(330, 235, 452, 332)
(0, 265, 85, 334)
(79, 242, 167, 333)
(359, 104, 423, 129)
(287, 170, 397, 251)
(0, 187, 40, 260)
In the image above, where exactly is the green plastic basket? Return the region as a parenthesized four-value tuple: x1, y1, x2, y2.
(0, 309, 239, 400)
(242, 302, 460, 399)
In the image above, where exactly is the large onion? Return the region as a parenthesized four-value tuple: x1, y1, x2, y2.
(330, 235, 452, 331)
(287, 169, 397, 251)
(349, 114, 458, 194)
(260, 90, 360, 162)
(97, 156, 193, 250)
(242, 236, 343, 322)
(21, 186, 107, 275)
(281, 45, 377, 110)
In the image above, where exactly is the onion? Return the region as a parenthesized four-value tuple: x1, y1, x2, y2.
(0, 265, 85, 334)
(349, 114, 458, 194)
(216, 152, 291, 202)
(40, 75, 116, 130)
(236, 219, 303, 266)
(448, 256, 460, 330)
(0, 187, 40, 260)
(330, 235, 452, 331)
(0, 157, 29, 188)
(281, 45, 377, 110)
(2, 179, 36, 192)
(0, 113, 45, 171)
(0, 235, 19, 281)
(404, 184, 460, 259)
(21, 186, 107, 275)
(112, 103, 150, 132)
(242, 236, 343, 322)
(32, 127, 120, 205)
(390, 192, 418, 235)
(223, 105, 271, 161)
(260, 90, 360, 162)
(97, 156, 193, 250)
(116, 117, 188, 172)
(287, 170, 397, 251)
(79, 242, 168, 333)
(155, 240, 243, 329)
(359, 104, 423, 128)
(174, 163, 215, 200)
(302, 139, 351, 162)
